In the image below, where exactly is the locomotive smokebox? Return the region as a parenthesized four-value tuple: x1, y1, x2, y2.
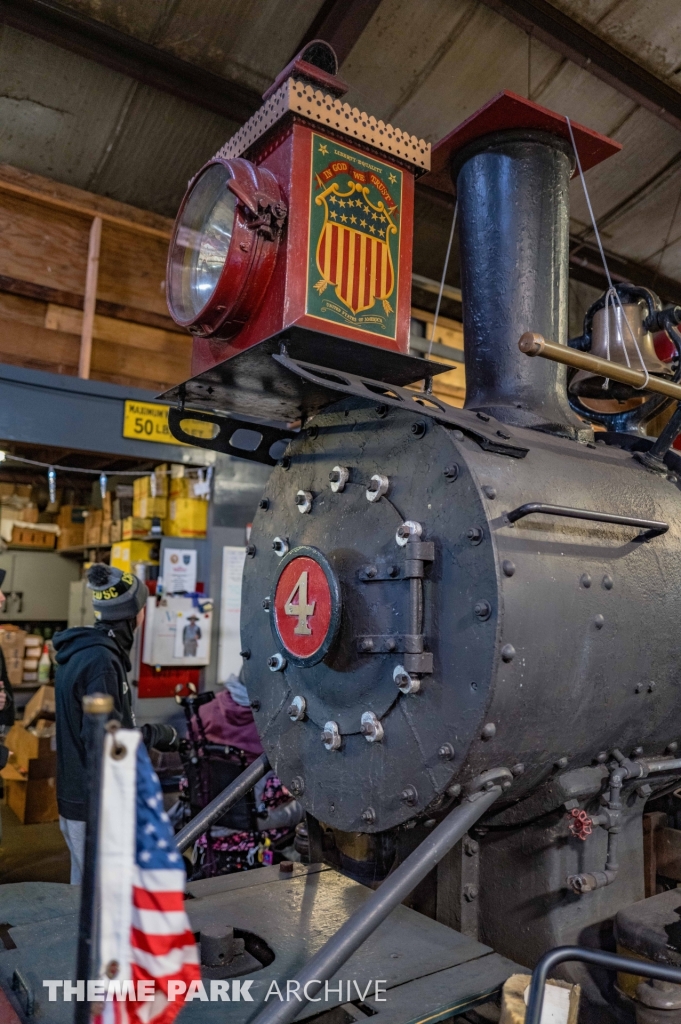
(426, 92, 620, 436)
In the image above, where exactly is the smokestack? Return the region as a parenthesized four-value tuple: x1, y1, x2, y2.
(425, 93, 620, 438)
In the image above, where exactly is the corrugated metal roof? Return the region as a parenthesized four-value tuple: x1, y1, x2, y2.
(0, 0, 680, 291)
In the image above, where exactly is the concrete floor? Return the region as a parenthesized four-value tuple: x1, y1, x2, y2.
(0, 804, 70, 885)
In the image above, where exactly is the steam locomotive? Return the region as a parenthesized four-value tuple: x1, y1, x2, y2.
(5, 39, 681, 1024)
(157, 39, 681, 1017)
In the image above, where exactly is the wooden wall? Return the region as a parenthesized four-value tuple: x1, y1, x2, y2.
(0, 164, 190, 393)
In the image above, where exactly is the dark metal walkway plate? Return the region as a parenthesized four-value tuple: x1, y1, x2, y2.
(158, 327, 450, 424)
(0, 867, 522, 1024)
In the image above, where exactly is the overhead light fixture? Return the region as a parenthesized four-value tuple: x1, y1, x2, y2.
(166, 158, 287, 338)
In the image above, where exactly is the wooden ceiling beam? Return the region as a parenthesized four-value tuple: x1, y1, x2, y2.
(292, 0, 383, 65)
(477, 0, 681, 133)
(0, 0, 262, 124)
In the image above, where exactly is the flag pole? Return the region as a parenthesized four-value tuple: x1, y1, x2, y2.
(74, 693, 113, 1024)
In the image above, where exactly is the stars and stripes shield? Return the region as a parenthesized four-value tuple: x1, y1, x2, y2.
(307, 133, 403, 339)
(94, 730, 200, 1024)
(316, 219, 394, 316)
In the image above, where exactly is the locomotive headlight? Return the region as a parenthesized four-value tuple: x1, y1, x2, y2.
(167, 157, 287, 338)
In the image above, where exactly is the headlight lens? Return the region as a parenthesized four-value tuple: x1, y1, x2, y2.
(168, 163, 237, 323)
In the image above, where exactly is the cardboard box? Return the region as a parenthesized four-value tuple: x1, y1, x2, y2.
(1, 766, 59, 824)
(83, 509, 103, 547)
(135, 496, 168, 520)
(20, 504, 39, 523)
(0, 483, 15, 499)
(11, 525, 56, 549)
(0, 627, 27, 686)
(101, 519, 112, 545)
(57, 523, 85, 550)
(58, 505, 88, 526)
(165, 498, 208, 538)
(110, 520, 122, 543)
(122, 517, 151, 540)
(3, 720, 56, 774)
(23, 685, 55, 728)
(111, 540, 158, 573)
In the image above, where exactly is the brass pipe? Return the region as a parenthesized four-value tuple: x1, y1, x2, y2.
(518, 332, 681, 403)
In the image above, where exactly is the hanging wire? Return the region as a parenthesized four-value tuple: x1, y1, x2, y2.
(0, 453, 166, 476)
(427, 200, 458, 359)
(566, 116, 649, 390)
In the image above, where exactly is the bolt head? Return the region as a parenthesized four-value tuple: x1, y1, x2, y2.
(410, 420, 427, 438)
(594, 614, 604, 629)
(295, 494, 305, 505)
(555, 757, 568, 770)
(361, 807, 376, 824)
(329, 470, 340, 483)
(400, 786, 417, 805)
(262, 597, 270, 610)
(365, 566, 377, 578)
(438, 743, 455, 761)
(483, 485, 496, 499)
(246, 543, 256, 557)
(444, 464, 459, 481)
(467, 526, 483, 544)
(475, 599, 491, 620)
(250, 699, 261, 711)
(240, 648, 251, 660)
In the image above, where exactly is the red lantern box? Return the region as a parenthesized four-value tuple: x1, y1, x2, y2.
(165, 44, 431, 382)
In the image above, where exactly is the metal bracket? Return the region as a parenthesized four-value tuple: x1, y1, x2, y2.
(358, 544, 435, 582)
(273, 353, 529, 459)
(356, 634, 424, 654)
(167, 406, 294, 466)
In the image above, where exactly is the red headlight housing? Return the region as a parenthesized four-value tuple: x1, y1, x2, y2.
(166, 157, 287, 339)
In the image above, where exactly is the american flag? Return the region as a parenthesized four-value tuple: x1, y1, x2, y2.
(95, 731, 200, 1023)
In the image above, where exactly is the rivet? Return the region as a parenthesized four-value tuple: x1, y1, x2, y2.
(602, 574, 613, 590)
(483, 485, 496, 499)
(502, 560, 516, 576)
(360, 638, 374, 652)
(289, 776, 305, 796)
(501, 643, 515, 662)
(246, 543, 256, 557)
(635, 684, 643, 693)
(361, 807, 376, 824)
(476, 412, 490, 422)
(438, 743, 455, 760)
(400, 785, 418, 806)
(632, 746, 644, 757)
(475, 599, 491, 620)
(259, 498, 269, 510)
(580, 573, 592, 588)
(595, 751, 608, 763)
(554, 757, 568, 770)
(667, 742, 678, 753)
(649, 682, 656, 693)
(365, 565, 377, 578)
(444, 463, 459, 481)
(496, 430, 510, 440)
(452, 430, 464, 441)
(594, 614, 604, 629)
(481, 722, 496, 740)
(464, 837, 479, 856)
(467, 526, 483, 545)
(240, 648, 251, 660)
(511, 763, 525, 776)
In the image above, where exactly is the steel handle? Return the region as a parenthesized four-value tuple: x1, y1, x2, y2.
(506, 502, 668, 536)
(526, 946, 681, 1024)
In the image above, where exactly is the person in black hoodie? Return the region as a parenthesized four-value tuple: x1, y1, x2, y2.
(53, 563, 148, 884)
(0, 570, 16, 846)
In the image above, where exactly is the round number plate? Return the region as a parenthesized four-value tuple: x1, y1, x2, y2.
(271, 547, 341, 666)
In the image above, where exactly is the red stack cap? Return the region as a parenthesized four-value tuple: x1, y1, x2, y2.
(423, 90, 621, 195)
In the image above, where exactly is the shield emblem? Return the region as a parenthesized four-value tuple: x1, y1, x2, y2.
(182, 554, 191, 565)
(313, 182, 397, 317)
